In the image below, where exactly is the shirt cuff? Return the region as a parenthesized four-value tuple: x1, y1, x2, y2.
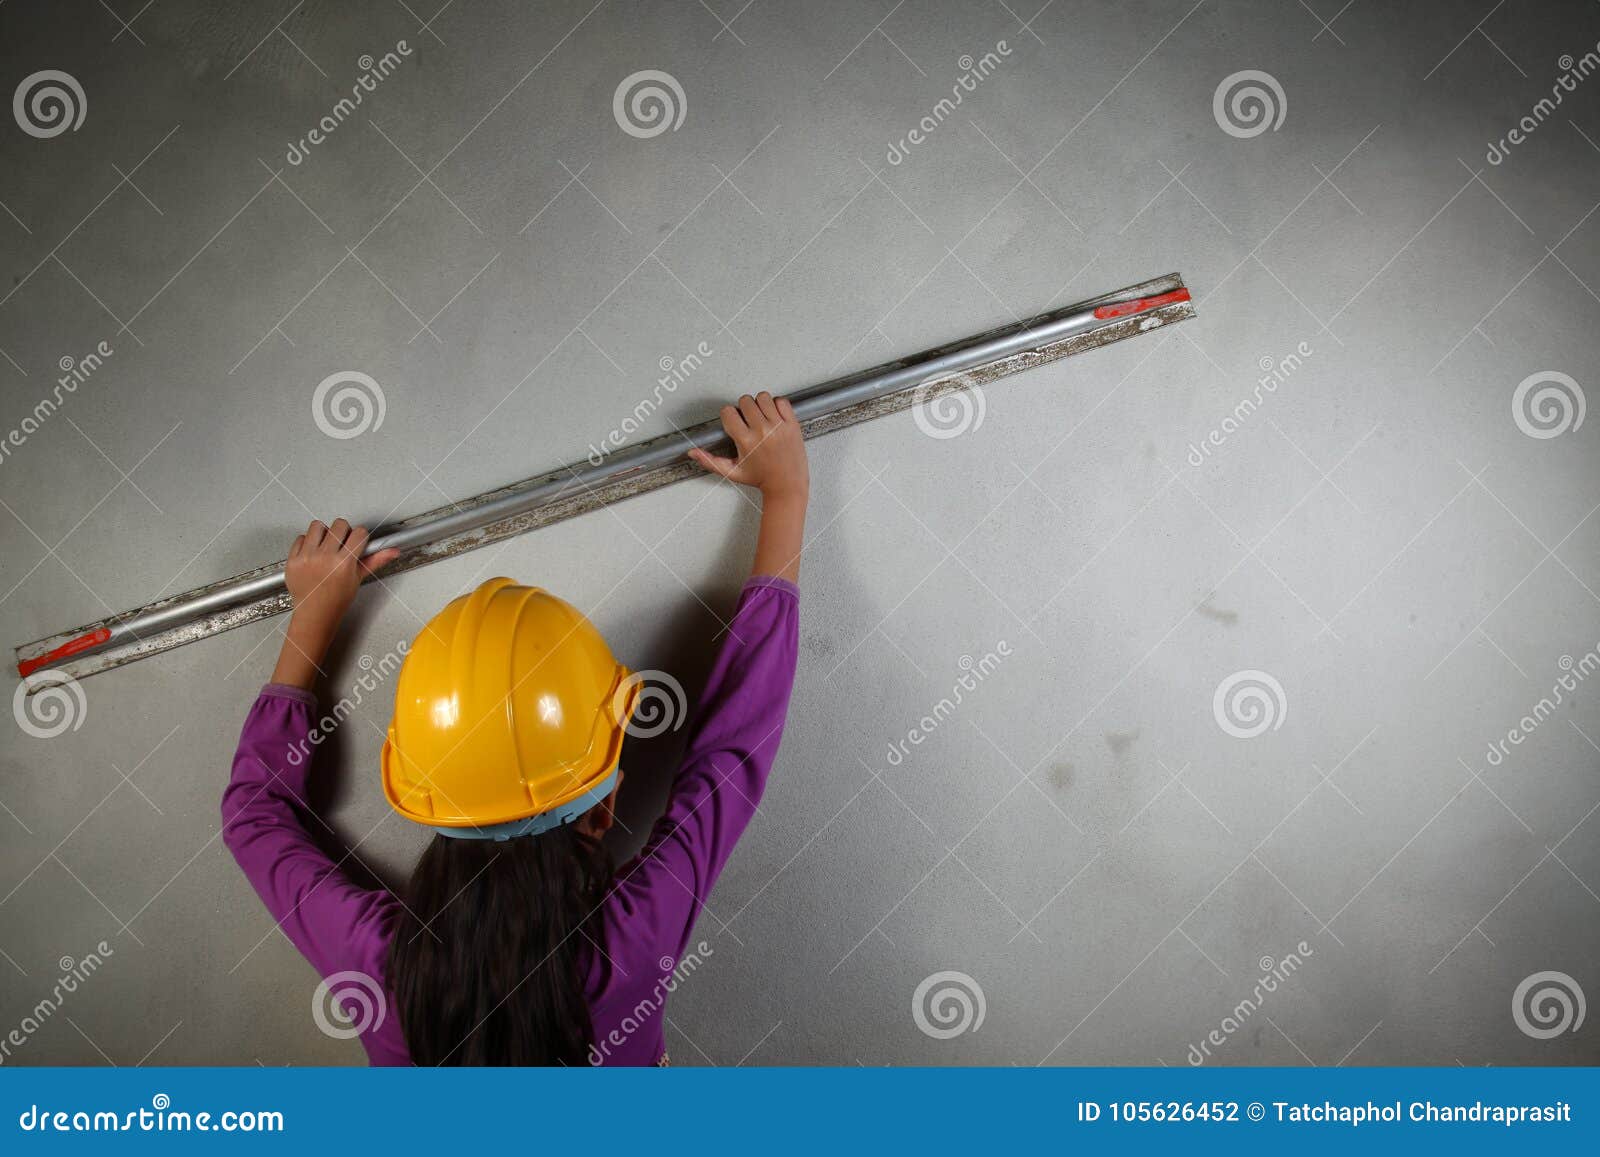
(260, 683, 318, 708)
(744, 575, 799, 599)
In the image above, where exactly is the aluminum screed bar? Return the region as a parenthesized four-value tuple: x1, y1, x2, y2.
(15, 273, 1195, 685)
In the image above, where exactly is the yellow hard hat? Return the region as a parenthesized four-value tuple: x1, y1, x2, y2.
(381, 578, 639, 838)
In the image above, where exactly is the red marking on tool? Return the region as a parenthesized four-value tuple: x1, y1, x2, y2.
(17, 627, 111, 679)
(1093, 287, 1191, 320)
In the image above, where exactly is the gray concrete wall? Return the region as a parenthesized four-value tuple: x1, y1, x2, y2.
(0, 0, 1595, 1065)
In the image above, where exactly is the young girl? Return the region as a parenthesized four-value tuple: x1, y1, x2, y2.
(223, 393, 808, 1065)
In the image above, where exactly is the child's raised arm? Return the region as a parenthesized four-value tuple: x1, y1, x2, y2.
(688, 392, 809, 583)
(222, 521, 408, 1063)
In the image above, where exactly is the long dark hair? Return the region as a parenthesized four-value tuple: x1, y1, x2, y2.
(386, 827, 614, 1065)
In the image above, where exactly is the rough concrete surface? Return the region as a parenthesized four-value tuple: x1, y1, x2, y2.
(0, 0, 1596, 1066)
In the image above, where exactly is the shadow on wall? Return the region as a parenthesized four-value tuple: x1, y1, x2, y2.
(605, 498, 752, 862)
(300, 589, 413, 892)
(606, 456, 866, 864)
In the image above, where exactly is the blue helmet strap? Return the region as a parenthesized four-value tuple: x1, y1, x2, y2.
(431, 769, 620, 842)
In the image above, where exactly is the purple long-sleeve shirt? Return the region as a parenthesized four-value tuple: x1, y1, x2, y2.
(222, 576, 798, 1066)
